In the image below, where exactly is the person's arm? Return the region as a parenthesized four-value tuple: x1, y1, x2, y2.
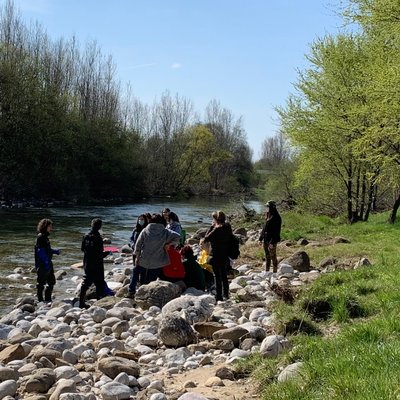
(134, 230, 145, 258)
(165, 230, 180, 248)
(37, 248, 50, 269)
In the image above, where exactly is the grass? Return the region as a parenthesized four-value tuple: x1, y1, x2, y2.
(235, 210, 400, 400)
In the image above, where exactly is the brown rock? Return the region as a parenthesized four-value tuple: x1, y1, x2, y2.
(215, 366, 235, 381)
(212, 326, 249, 346)
(8, 332, 35, 345)
(23, 368, 56, 393)
(97, 356, 140, 378)
(113, 350, 140, 361)
(0, 344, 25, 363)
(207, 339, 235, 351)
(193, 322, 225, 339)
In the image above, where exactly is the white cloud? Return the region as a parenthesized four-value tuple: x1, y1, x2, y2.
(171, 63, 182, 69)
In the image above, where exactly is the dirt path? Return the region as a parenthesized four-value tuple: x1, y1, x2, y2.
(155, 363, 259, 400)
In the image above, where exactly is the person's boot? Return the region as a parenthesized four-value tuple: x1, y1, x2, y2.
(44, 285, 53, 303)
(79, 288, 89, 309)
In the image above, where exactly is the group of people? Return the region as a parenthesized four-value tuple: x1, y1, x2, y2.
(34, 201, 282, 307)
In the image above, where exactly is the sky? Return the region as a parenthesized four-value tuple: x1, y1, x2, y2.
(2, 0, 343, 159)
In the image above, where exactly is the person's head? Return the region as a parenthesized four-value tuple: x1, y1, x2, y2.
(168, 211, 180, 223)
(162, 207, 170, 221)
(145, 212, 152, 221)
(180, 245, 194, 259)
(91, 218, 102, 231)
(150, 213, 166, 225)
(265, 200, 278, 216)
(212, 210, 226, 225)
(136, 214, 148, 229)
(37, 218, 53, 234)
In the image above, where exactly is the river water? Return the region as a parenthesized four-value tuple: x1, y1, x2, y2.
(0, 198, 262, 313)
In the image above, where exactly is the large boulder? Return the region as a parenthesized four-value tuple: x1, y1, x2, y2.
(284, 251, 310, 272)
(135, 280, 182, 309)
(158, 312, 197, 347)
(162, 295, 214, 324)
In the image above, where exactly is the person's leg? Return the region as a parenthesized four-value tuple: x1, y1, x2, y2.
(263, 243, 271, 271)
(221, 261, 230, 299)
(213, 263, 223, 301)
(36, 268, 47, 302)
(128, 265, 141, 295)
(79, 275, 93, 308)
(144, 268, 161, 284)
(44, 269, 56, 302)
(94, 277, 105, 300)
(270, 244, 278, 273)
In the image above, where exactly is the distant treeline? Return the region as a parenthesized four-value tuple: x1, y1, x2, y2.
(0, 1, 254, 202)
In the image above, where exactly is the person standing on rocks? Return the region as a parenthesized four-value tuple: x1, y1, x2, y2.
(203, 210, 232, 302)
(34, 218, 60, 303)
(79, 218, 110, 309)
(259, 200, 282, 273)
(129, 213, 180, 294)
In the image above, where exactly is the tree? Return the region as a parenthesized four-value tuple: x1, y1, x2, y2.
(278, 33, 378, 221)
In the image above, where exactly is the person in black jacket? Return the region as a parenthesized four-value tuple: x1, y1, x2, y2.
(259, 201, 282, 272)
(203, 210, 232, 302)
(79, 218, 110, 309)
(34, 219, 60, 303)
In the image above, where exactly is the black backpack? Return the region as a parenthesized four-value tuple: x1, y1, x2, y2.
(228, 234, 240, 259)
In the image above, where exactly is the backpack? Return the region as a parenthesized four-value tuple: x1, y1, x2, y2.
(163, 247, 186, 279)
(228, 234, 240, 260)
(179, 228, 187, 248)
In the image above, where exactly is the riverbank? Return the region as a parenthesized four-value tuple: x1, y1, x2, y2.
(237, 211, 400, 399)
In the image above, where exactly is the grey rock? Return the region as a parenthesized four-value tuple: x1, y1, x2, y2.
(162, 295, 214, 324)
(212, 326, 249, 346)
(24, 368, 56, 393)
(158, 312, 197, 347)
(284, 251, 310, 272)
(0, 367, 19, 382)
(0, 380, 17, 398)
(101, 381, 131, 400)
(135, 280, 182, 309)
(277, 361, 304, 382)
(260, 335, 282, 358)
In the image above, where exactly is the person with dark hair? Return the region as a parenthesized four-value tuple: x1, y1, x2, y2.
(166, 211, 182, 235)
(34, 218, 60, 303)
(127, 213, 180, 298)
(203, 210, 232, 302)
(129, 214, 148, 251)
(180, 245, 206, 291)
(79, 218, 111, 309)
(161, 208, 170, 224)
(126, 214, 148, 298)
(259, 201, 282, 272)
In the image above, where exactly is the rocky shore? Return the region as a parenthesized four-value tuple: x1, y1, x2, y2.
(0, 227, 367, 400)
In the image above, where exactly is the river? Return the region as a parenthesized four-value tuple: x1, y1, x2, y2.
(0, 198, 262, 313)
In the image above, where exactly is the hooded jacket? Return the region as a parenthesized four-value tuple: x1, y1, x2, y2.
(134, 223, 180, 269)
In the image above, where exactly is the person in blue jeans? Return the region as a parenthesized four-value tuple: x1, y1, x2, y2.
(127, 213, 180, 298)
(34, 218, 60, 303)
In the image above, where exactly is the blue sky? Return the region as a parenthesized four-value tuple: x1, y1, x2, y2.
(3, 0, 342, 159)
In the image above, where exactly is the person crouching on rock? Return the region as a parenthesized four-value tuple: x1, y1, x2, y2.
(131, 213, 180, 292)
(34, 218, 60, 303)
(79, 218, 110, 309)
(180, 245, 206, 291)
